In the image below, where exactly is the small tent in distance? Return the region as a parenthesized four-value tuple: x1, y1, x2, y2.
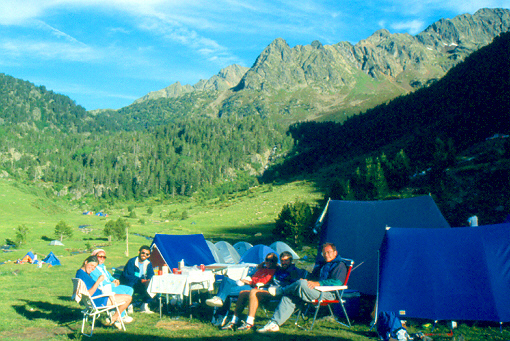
(49, 240, 64, 246)
(42, 251, 61, 266)
(316, 195, 450, 295)
(378, 223, 510, 322)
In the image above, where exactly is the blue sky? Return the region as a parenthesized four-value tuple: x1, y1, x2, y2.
(0, 1, 508, 111)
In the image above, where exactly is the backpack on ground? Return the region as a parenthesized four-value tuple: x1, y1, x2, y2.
(376, 311, 410, 341)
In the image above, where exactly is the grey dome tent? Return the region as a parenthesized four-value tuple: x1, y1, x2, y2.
(233, 241, 252, 257)
(215, 241, 240, 264)
(206, 240, 225, 263)
(269, 241, 300, 260)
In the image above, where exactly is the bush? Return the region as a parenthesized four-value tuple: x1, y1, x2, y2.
(273, 201, 317, 247)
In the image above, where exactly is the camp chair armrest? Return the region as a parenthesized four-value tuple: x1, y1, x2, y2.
(92, 293, 116, 299)
(315, 285, 347, 292)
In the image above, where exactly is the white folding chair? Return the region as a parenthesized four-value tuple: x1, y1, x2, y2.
(71, 278, 126, 337)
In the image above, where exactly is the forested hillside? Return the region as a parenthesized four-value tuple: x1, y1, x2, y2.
(0, 114, 292, 200)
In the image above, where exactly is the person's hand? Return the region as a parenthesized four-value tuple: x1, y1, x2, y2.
(113, 279, 120, 286)
(306, 280, 320, 289)
(97, 274, 105, 283)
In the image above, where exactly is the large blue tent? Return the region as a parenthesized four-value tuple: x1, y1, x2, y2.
(378, 223, 510, 322)
(150, 234, 216, 269)
(316, 196, 450, 294)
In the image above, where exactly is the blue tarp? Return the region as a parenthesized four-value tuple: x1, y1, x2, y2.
(150, 234, 215, 269)
(42, 251, 61, 266)
(378, 223, 510, 322)
(239, 244, 278, 264)
(316, 196, 450, 294)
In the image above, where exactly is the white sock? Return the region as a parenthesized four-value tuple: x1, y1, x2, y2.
(246, 316, 255, 325)
(231, 315, 239, 324)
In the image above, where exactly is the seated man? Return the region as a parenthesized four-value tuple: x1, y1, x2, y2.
(222, 251, 305, 331)
(257, 242, 346, 333)
(119, 245, 155, 313)
(207, 252, 278, 327)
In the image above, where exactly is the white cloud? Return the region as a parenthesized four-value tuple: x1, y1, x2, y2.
(391, 20, 426, 35)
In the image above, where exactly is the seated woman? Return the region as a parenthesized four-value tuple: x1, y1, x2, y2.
(89, 249, 134, 322)
(75, 255, 133, 329)
(206, 252, 278, 329)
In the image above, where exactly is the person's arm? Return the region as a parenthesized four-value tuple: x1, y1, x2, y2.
(89, 275, 105, 296)
(120, 259, 140, 287)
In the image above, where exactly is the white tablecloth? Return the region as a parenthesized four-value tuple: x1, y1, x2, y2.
(147, 269, 215, 298)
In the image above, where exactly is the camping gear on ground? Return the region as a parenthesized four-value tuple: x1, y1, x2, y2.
(316, 195, 450, 294)
(214, 241, 241, 264)
(150, 234, 215, 269)
(376, 311, 409, 341)
(377, 223, 510, 322)
(42, 251, 61, 266)
(269, 241, 300, 260)
(238, 244, 278, 264)
(49, 240, 64, 246)
(233, 241, 252, 257)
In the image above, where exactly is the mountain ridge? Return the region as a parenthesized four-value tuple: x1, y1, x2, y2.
(125, 8, 509, 124)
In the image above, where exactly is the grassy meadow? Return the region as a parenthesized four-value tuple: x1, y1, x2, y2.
(1, 178, 509, 340)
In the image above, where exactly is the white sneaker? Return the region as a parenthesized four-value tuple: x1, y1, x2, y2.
(257, 321, 279, 333)
(206, 296, 224, 307)
(122, 315, 134, 323)
(268, 286, 283, 296)
(127, 304, 134, 314)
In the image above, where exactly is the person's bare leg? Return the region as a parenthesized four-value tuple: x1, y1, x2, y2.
(248, 289, 270, 318)
(233, 290, 250, 317)
(109, 294, 132, 322)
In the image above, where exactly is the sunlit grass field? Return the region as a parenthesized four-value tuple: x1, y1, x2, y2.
(1, 178, 509, 340)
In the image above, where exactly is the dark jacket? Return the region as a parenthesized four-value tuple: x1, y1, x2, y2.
(119, 256, 154, 287)
(273, 264, 304, 287)
(309, 256, 346, 286)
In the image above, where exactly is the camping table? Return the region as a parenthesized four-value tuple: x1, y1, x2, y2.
(147, 269, 215, 318)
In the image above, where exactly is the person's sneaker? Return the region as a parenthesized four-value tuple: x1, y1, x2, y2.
(127, 304, 134, 314)
(257, 320, 279, 333)
(113, 321, 123, 330)
(122, 315, 134, 323)
(206, 296, 224, 307)
(268, 286, 283, 296)
(237, 320, 253, 331)
(221, 321, 237, 330)
(212, 314, 228, 327)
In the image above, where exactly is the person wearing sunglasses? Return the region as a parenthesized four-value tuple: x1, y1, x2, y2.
(207, 252, 279, 329)
(89, 249, 134, 322)
(120, 245, 155, 313)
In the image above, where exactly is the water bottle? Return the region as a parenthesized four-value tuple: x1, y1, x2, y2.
(179, 259, 184, 270)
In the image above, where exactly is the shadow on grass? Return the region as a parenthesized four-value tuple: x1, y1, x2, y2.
(14, 299, 79, 324)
